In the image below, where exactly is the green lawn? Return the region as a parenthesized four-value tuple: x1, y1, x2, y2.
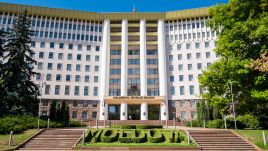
(0, 129, 39, 151)
(235, 130, 268, 150)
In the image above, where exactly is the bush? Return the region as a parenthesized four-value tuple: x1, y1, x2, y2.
(147, 130, 163, 143)
(237, 114, 260, 129)
(118, 130, 133, 143)
(136, 125, 162, 129)
(186, 120, 202, 127)
(91, 129, 103, 143)
(162, 130, 174, 143)
(207, 119, 225, 128)
(174, 131, 181, 143)
(132, 130, 146, 143)
(69, 120, 83, 127)
(100, 129, 119, 143)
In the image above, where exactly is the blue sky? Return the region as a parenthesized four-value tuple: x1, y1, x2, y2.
(0, 0, 228, 12)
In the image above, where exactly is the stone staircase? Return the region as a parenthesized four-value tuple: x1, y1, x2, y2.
(188, 130, 258, 150)
(17, 128, 84, 150)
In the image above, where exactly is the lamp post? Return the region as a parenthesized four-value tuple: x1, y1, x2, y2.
(230, 79, 237, 129)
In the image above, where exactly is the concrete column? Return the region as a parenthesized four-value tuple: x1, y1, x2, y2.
(120, 19, 128, 120)
(140, 19, 148, 120)
(99, 19, 110, 120)
(158, 19, 169, 120)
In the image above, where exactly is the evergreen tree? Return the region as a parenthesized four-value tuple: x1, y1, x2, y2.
(56, 102, 61, 121)
(0, 9, 38, 115)
(48, 101, 57, 121)
(61, 101, 69, 125)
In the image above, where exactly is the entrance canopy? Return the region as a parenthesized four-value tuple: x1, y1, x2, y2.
(104, 96, 165, 105)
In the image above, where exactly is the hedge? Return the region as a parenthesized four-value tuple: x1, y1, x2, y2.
(91, 129, 103, 143)
(147, 130, 163, 143)
(100, 129, 119, 143)
(118, 130, 133, 143)
(132, 130, 146, 143)
(162, 130, 174, 143)
(111, 125, 162, 129)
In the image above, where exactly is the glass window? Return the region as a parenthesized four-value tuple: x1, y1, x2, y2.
(92, 112, 97, 119)
(40, 41, 45, 48)
(95, 55, 99, 62)
(205, 42, 210, 48)
(197, 63, 202, 70)
(57, 63, 62, 70)
(84, 86, 89, 96)
(170, 76, 174, 82)
(180, 86, 184, 95)
(39, 52, 44, 58)
(111, 69, 121, 75)
(75, 75, 80, 82)
(93, 87, 98, 96)
(94, 76, 98, 82)
(85, 65, 90, 72)
(82, 111, 87, 119)
(68, 44, 73, 49)
(170, 86, 175, 96)
(56, 74, 61, 81)
(195, 42, 200, 49)
(48, 52, 53, 59)
(65, 85, 70, 95)
(186, 43, 191, 49)
(58, 53, 64, 60)
(207, 62, 211, 68)
(50, 42, 54, 48)
(190, 100, 196, 107)
(66, 75, 71, 81)
(78, 44, 82, 50)
(68, 53, 72, 60)
(188, 64, 192, 70)
(180, 100, 186, 107)
(86, 55, 90, 61)
(196, 53, 201, 59)
(45, 85, 50, 94)
(189, 74, 193, 81)
(189, 85, 194, 95)
(47, 63, 53, 70)
(181, 111, 186, 120)
(55, 85, 60, 95)
(178, 64, 183, 71)
(191, 111, 197, 119)
(206, 52, 210, 58)
(37, 62, 43, 70)
(94, 66, 99, 72)
(172, 101, 176, 108)
(177, 44, 181, 50)
(178, 54, 182, 60)
(77, 54, 82, 61)
(111, 59, 121, 65)
(187, 53, 191, 60)
(76, 64, 81, 71)
(67, 64, 72, 71)
(96, 46, 100, 51)
(87, 45, 91, 51)
(46, 74, 52, 81)
(74, 86, 79, 95)
(179, 75, 184, 81)
(111, 50, 121, 55)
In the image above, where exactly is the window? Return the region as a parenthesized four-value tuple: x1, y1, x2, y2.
(128, 68, 140, 75)
(40, 41, 45, 48)
(170, 86, 175, 96)
(172, 101, 176, 108)
(177, 44, 181, 50)
(47, 63, 53, 70)
(57, 63, 62, 70)
(56, 74, 61, 81)
(77, 54, 82, 61)
(85, 65, 90, 72)
(94, 66, 99, 72)
(50, 42, 54, 48)
(58, 53, 64, 60)
(84, 86, 89, 96)
(147, 69, 158, 74)
(96, 46, 100, 51)
(197, 63, 202, 69)
(189, 85, 194, 95)
(147, 88, 159, 96)
(180, 86, 185, 95)
(178, 64, 183, 71)
(81, 111, 88, 119)
(92, 112, 97, 119)
(74, 86, 79, 95)
(170, 76, 174, 82)
(59, 43, 64, 49)
(39, 52, 44, 58)
(76, 64, 81, 71)
(207, 62, 211, 68)
(169, 65, 174, 71)
(87, 45, 91, 51)
(147, 59, 158, 65)
(146, 50, 157, 55)
(111, 59, 121, 65)
(35, 73, 41, 80)
(205, 42, 210, 48)
(86, 55, 90, 61)
(78, 44, 82, 50)
(128, 59, 139, 65)
(191, 111, 197, 119)
(55, 85, 60, 95)
(65, 74, 71, 82)
(111, 69, 121, 75)
(195, 42, 200, 49)
(46, 74, 51, 81)
(75, 75, 80, 82)
(85, 75, 90, 82)
(168, 55, 173, 61)
(187, 53, 191, 60)
(180, 100, 186, 107)
(48, 52, 54, 59)
(37, 62, 43, 70)
(188, 64, 192, 70)
(206, 52, 210, 58)
(42, 100, 48, 106)
(65, 63, 71, 71)
(93, 87, 98, 96)
(73, 100, 78, 107)
(68, 53, 72, 60)
(95, 55, 99, 61)
(45, 85, 50, 94)
(190, 100, 196, 107)
(189, 74, 193, 81)
(94, 76, 98, 82)
(68, 44, 73, 49)
(111, 50, 121, 55)
(186, 43, 191, 49)
(179, 75, 184, 81)
(110, 79, 120, 85)
(65, 85, 70, 95)
(178, 54, 182, 60)
(196, 53, 201, 59)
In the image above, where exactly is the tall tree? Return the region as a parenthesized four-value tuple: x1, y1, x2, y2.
(199, 0, 268, 128)
(0, 9, 39, 115)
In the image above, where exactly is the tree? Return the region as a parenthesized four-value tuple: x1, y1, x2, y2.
(48, 101, 57, 121)
(0, 9, 39, 115)
(61, 101, 69, 126)
(199, 0, 268, 128)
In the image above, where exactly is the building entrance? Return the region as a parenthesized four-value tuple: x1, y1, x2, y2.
(108, 105, 120, 120)
(148, 104, 160, 120)
(128, 105, 140, 120)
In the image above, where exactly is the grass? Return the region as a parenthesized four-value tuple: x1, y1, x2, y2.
(235, 130, 268, 150)
(0, 129, 39, 151)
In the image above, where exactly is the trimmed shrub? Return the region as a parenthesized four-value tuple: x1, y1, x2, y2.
(186, 120, 201, 127)
(162, 130, 174, 143)
(118, 130, 133, 143)
(207, 119, 225, 128)
(147, 130, 163, 143)
(136, 125, 162, 129)
(174, 131, 181, 143)
(69, 120, 84, 127)
(132, 130, 146, 143)
(237, 114, 260, 129)
(100, 129, 119, 143)
(91, 129, 103, 143)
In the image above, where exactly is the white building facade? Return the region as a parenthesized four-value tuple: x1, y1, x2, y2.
(0, 3, 218, 121)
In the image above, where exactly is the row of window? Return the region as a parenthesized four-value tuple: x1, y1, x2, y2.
(166, 20, 207, 32)
(110, 50, 158, 56)
(110, 68, 158, 75)
(37, 62, 99, 72)
(110, 78, 159, 85)
(170, 41, 217, 50)
(169, 52, 215, 62)
(110, 59, 158, 65)
(36, 74, 99, 83)
(169, 63, 211, 71)
(171, 100, 196, 108)
(41, 100, 98, 108)
(170, 85, 197, 96)
(166, 31, 216, 41)
(31, 41, 100, 51)
(43, 85, 98, 96)
(37, 52, 99, 62)
(170, 74, 198, 82)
